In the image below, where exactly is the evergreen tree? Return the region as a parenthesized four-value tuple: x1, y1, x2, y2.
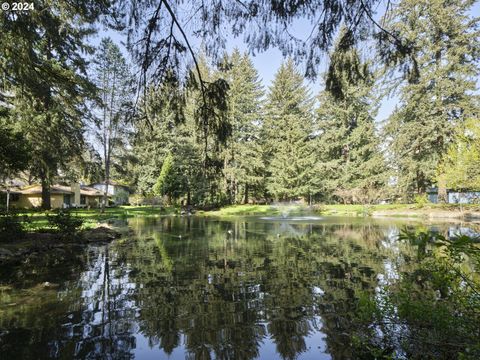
(0, 117, 31, 181)
(187, 54, 231, 205)
(132, 75, 204, 205)
(381, 0, 479, 199)
(93, 37, 134, 210)
(317, 30, 386, 203)
(153, 153, 174, 198)
(132, 77, 186, 196)
(1, 1, 104, 208)
(263, 59, 316, 201)
(222, 49, 265, 204)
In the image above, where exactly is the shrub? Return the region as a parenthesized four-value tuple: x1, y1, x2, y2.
(414, 193, 429, 207)
(47, 210, 84, 238)
(0, 211, 26, 242)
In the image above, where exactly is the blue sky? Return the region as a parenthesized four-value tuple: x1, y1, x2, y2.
(95, 1, 480, 124)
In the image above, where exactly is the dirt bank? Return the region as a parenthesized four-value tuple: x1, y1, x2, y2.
(372, 209, 480, 221)
(0, 226, 122, 266)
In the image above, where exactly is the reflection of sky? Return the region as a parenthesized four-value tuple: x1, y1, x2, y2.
(133, 333, 185, 360)
(133, 319, 331, 360)
(374, 228, 408, 359)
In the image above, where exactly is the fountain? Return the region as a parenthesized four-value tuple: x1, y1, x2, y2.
(259, 201, 324, 222)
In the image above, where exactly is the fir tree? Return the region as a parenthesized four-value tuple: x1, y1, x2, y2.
(263, 59, 317, 201)
(1, 1, 103, 208)
(222, 49, 265, 204)
(317, 30, 386, 203)
(381, 0, 480, 198)
(93, 38, 134, 211)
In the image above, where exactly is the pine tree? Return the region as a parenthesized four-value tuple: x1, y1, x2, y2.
(263, 59, 317, 202)
(93, 38, 134, 211)
(222, 49, 265, 204)
(132, 77, 187, 196)
(1, 1, 103, 209)
(317, 29, 386, 203)
(382, 0, 479, 199)
(132, 75, 204, 205)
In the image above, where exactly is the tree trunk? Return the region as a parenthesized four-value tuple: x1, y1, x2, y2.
(244, 184, 249, 205)
(40, 172, 51, 210)
(437, 174, 447, 204)
(102, 170, 109, 213)
(187, 189, 191, 206)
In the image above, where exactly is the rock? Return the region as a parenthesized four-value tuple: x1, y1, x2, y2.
(0, 248, 14, 257)
(82, 226, 121, 243)
(42, 281, 59, 289)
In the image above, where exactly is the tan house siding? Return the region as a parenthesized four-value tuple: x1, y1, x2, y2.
(85, 196, 100, 207)
(51, 195, 65, 209)
(13, 194, 65, 209)
(14, 194, 41, 208)
(6, 184, 106, 209)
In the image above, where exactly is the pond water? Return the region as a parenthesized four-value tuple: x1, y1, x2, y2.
(0, 215, 478, 359)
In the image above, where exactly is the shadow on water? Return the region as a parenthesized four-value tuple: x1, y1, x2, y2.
(0, 216, 479, 359)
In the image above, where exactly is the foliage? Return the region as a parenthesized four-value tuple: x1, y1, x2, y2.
(93, 37, 134, 211)
(153, 153, 174, 198)
(123, 0, 381, 90)
(413, 193, 429, 206)
(0, 211, 26, 242)
(221, 49, 265, 204)
(440, 117, 480, 191)
(317, 32, 386, 204)
(354, 229, 480, 358)
(0, 0, 107, 209)
(47, 210, 84, 238)
(113, 188, 130, 205)
(0, 120, 31, 179)
(381, 0, 480, 198)
(263, 59, 317, 201)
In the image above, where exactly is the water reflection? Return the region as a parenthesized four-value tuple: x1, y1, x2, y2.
(0, 216, 478, 359)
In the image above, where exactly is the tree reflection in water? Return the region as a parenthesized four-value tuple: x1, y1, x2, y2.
(1, 216, 476, 359)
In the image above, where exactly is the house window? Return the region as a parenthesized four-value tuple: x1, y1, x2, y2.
(63, 194, 71, 206)
(80, 195, 86, 205)
(10, 193, 20, 202)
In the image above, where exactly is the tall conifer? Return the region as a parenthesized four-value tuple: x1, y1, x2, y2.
(263, 59, 317, 201)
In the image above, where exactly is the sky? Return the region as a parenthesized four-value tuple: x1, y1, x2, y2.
(95, 1, 480, 125)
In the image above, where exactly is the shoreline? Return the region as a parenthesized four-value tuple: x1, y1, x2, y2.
(200, 204, 480, 222)
(0, 225, 123, 266)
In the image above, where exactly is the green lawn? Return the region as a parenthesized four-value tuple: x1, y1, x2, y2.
(11, 202, 480, 230)
(199, 204, 281, 216)
(201, 203, 480, 217)
(13, 205, 178, 230)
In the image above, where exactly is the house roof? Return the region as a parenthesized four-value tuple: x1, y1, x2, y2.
(90, 181, 128, 188)
(0, 188, 22, 194)
(20, 184, 72, 195)
(80, 186, 104, 196)
(17, 184, 105, 197)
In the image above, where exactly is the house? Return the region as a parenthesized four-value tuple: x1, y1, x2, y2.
(90, 181, 130, 205)
(426, 187, 480, 204)
(3, 184, 105, 209)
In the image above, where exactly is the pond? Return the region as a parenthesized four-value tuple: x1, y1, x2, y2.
(0, 215, 479, 359)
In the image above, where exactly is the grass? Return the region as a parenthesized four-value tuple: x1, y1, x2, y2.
(200, 203, 480, 217)
(12, 205, 178, 230)
(9, 202, 480, 230)
(200, 204, 281, 216)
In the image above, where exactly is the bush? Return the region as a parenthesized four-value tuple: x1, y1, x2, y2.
(414, 193, 429, 207)
(0, 211, 26, 242)
(47, 210, 84, 238)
